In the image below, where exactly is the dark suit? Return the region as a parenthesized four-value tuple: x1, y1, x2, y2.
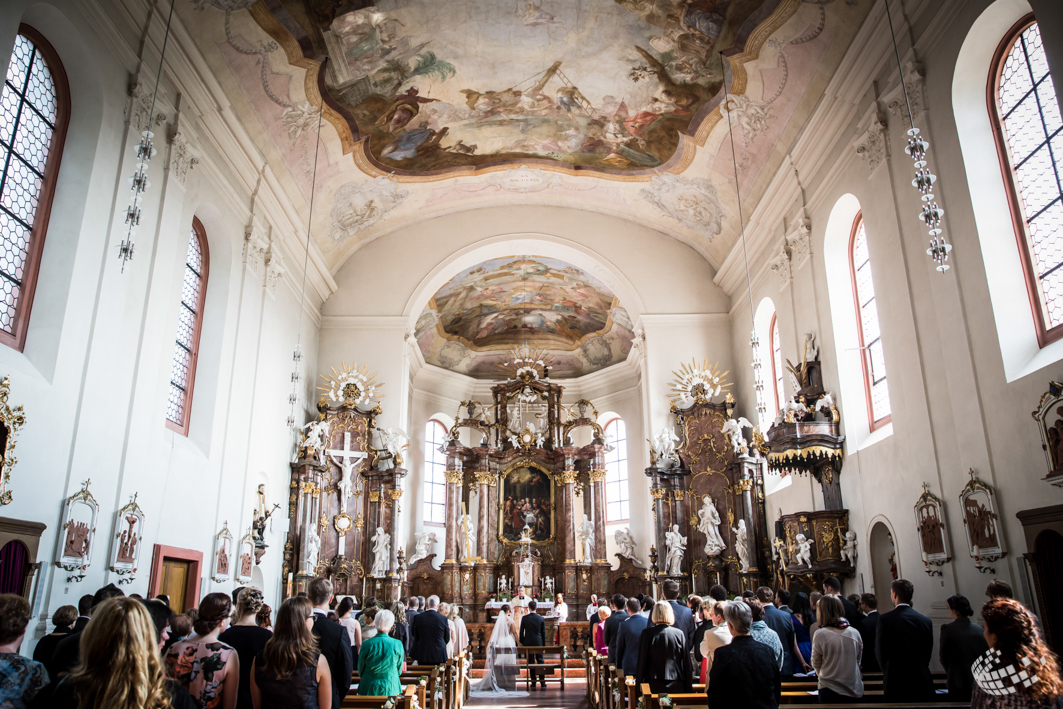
(46, 632, 81, 678)
(875, 604, 934, 701)
(406, 608, 420, 623)
(708, 635, 781, 709)
(72, 616, 90, 634)
(614, 613, 649, 676)
(939, 617, 988, 701)
(312, 611, 354, 709)
(667, 600, 695, 651)
(519, 612, 547, 684)
(831, 594, 862, 629)
(858, 611, 880, 672)
(409, 609, 450, 665)
(763, 604, 796, 676)
(635, 624, 692, 694)
(603, 609, 628, 661)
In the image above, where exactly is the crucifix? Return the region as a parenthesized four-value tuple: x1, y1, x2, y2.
(326, 431, 368, 558)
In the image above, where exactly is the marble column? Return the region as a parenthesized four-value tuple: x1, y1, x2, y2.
(589, 469, 607, 562)
(444, 469, 463, 562)
(475, 472, 490, 561)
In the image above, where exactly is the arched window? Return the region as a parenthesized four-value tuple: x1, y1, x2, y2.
(850, 214, 891, 428)
(769, 313, 785, 411)
(0, 27, 69, 351)
(422, 420, 447, 525)
(166, 219, 209, 434)
(603, 418, 628, 523)
(991, 16, 1063, 346)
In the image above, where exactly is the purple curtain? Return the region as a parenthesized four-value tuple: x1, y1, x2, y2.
(0, 541, 28, 594)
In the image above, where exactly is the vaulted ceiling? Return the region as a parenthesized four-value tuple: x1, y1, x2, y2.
(178, 0, 873, 273)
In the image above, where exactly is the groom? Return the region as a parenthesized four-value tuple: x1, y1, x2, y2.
(519, 600, 547, 690)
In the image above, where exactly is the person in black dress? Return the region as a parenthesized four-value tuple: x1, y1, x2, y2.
(31, 605, 76, 669)
(635, 601, 692, 693)
(938, 594, 988, 702)
(251, 597, 333, 709)
(708, 600, 781, 709)
(220, 587, 274, 709)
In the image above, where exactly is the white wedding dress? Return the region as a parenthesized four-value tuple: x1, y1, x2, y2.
(470, 611, 528, 697)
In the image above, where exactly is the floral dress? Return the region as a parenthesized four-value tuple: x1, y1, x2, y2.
(0, 653, 48, 709)
(165, 639, 235, 709)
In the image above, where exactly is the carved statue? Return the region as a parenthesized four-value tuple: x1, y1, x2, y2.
(652, 428, 680, 467)
(917, 504, 945, 555)
(459, 513, 476, 559)
(64, 522, 90, 559)
(577, 514, 595, 563)
(665, 524, 686, 576)
(370, 526, 391, 577)
(375, 427, 408, 467)
(1048, 406, 1063, 470)
(240, 552, 252, 578)
(408, 530, 438, 567)
(519, 557, 533, 587)
(304, 532, 320, 573)
(498, 574, 509, 595)
(840, 530, 858, 566)
(721, 417, 753, 455)
(217, 545, 230, 576)
(614, 527, 639, 562)
(696, 496, 725, 555)
(733, 519, 750, 573)
(963, 498, 998, 549)
(117, 513, 138, 564)
(300, 420, 330, 464)
(795, 533, 813, 568)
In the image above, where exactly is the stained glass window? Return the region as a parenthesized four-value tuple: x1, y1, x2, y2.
(0, 30, 67, 349)
(994, 20, 1063, 339)
(423, 420, 447, 525)
(851, 216, 891, 426)
(604, 418, 629, 523)
(770, 313, 785, 412)
(166, 223, 208, 432)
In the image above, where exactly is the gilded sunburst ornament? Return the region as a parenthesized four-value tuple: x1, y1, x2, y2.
(668, 359, 730, 407)
(318, 362, 383, 409)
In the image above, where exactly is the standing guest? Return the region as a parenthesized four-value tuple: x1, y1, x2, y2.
(810, 596, 863, 703)
(689, 596, 703, 627)
(256, 605, 272, 631)
(156, 595, 171, 607)
(307, 578, 353, 709)
(0, 595, 48, 709)
(165, 592, 239, 709)
(985, 579, 1014, 600)
(822, 578, 861, 628)
(693, 601, 713, 667)
(742, 591, 756, 599)
(743, 598, 784, 671)
(408, 595, 450, 666)
(358, 610, 405, 696)
(857, 594, 880, 672)
(72, 595, 93, 633)
(808, 592, 823, 638)
(448, 604, 469, 657)
(593, 606, 611, 655)
(47, 583, 124, 678)
(552, 592, 569, 622)
(639, 597, 654, 618)
(326, 612, 339, 624)
(635, 602, 692, 693)
(615, 599, 649, 678)
(603, 594, 629, 661)
(31, 605, 76, 668)
(388, 602, 409, 657)
(663, 581, 695, 650)
(250, 596, 332, 709)
(416, 598, 426, 616)
(30, 597, 195, 709)
(360, 609, 378, 641)
(699, 601, 732, 686)
(790, 592, 814, 668)
(220, 587, 274, 709)
(708, 585, 728, 604)
(875, 578, 934, 701)
(588, 598, 608, 645)
(438, 604, 456, 658)
(939, 594, 988, 702)
(519, 600, 547, 690)
(586, 595, 599, 621)
(776, 590, 793, 615)
(164, 614, 194, 655)
(757, 587, 803, 676)
(707, 600, 780, 709)
(336, 597, 361, 664)
(972, 598, 1062, 709)
(140, 599, 176, 654)
(402, 598, 417, 623)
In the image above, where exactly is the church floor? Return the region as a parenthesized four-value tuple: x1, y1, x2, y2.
(465, 680, 589, 709)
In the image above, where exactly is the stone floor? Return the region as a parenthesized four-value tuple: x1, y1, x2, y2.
(465, 679, 588, 709)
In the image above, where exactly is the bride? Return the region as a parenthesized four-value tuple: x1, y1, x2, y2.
(470, 604, 527, 696)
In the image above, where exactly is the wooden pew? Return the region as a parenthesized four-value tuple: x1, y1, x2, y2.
(350, 666, 438, 709)
(585, 650, 600, 708)
(641, 687, 966, 709)
(516, 645, 568, 690)
(341, 683, 417, 709)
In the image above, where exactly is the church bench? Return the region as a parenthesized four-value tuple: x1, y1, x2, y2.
(586, 650, 601, 707)
(516, 645, 568, 690)
(340, 684, 418, 709)
(642, 688, 964, 709)
(350, 668, 436, 709)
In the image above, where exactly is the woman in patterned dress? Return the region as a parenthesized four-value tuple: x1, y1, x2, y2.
(971, 598, 1062, 709)
(0, 594, 47, 709)
(165, 592, 239, 709)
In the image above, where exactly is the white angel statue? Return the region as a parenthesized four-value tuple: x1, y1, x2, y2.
(370, 527, 391, 577)
(733, 519, 750, 572)
(300, 420, 330, 464)
(407, 530, 437, 567)
(653, 428, 680, 467)
(665, 524, 687, 575)
(721, 417, 754, 454)
(304, 531, 321, 574)
(614, 527, 639, 563)
(795, 533, 813, 567)
(840, 530, 858, 566)
(577, 514, 595, 563)
(697, 496, 727, 555)
(459, 513, 477, 559)
(783, 398, 809, 423)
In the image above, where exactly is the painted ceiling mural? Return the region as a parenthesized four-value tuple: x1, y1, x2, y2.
(415, 257, 635, 378)
(177, 0, 872, 270)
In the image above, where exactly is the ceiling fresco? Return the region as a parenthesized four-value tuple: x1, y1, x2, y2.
(414, 257, 635, 378)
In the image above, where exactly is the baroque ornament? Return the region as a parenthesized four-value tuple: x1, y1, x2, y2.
(639, 173, 724, 237)
(0, 376, 25, 505)
(668, 359, 731, 407)
(318, 361, 383, 409)
(329, 177, 409, 242)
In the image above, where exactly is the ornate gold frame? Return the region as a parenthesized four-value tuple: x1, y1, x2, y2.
(497, 460, 555, 546)
(0, 376, 25, 505)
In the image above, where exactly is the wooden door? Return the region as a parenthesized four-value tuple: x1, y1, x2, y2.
(161, 559, 190, 612)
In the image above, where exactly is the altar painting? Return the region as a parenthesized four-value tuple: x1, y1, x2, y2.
(499, 464, 553, 543)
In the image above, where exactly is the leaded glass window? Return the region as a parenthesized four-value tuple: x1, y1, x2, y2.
(851, 216, 890, 426)
(423, 420, 447, 525)
(166, 222, 208, 433)
(604, 418, 629, 523)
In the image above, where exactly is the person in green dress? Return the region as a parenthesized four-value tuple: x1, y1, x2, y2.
(357, 610, 405, 696)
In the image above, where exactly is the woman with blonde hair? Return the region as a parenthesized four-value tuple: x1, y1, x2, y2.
(250, 597, 331, 709)
(634, 601, 691, 693)
(593, 606, 611, 655)
(31, 596, 196, 709)
(447, 604, 469, 657)
(220, 588, 273, 709)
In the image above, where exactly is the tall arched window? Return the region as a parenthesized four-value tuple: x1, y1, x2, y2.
(769, 313, 785, 412)
(850, 214, 891, 428)
(422, 420, 447, 525)
(991, 16, 1063, 346)
(0, 27, 69, 351)
(603, 418, 628, 523)
(166, 219, 209, 434)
